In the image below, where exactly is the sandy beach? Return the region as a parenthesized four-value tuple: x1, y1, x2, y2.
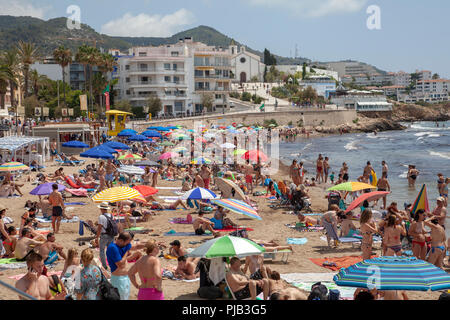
(0, 155, 443, 300)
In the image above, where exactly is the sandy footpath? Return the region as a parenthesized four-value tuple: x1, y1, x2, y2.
(0, 159, 442, 300)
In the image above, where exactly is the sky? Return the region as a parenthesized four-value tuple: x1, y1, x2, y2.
(1, 0, 449, 77)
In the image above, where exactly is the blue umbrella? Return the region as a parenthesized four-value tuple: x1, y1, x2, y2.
(62, 141, 90, 148)
(127, 134, 147, 142)
(154, 126, 171, 132)
(102, 141, 130, 150)
(180, 187, 217, 200)
(333, 256, 450, 291)
(141, 130, 162, 138)
(30, 183, 66, 195)
(117, 129, 137, 137)
(80, 146, 115, 159)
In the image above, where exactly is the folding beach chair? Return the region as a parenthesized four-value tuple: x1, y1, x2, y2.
(55, 153, 85, 166)
(322, 220, 361, 248)
(263, 249, 292, 264)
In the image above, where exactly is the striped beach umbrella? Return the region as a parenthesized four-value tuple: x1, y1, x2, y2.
(191, 157, 211, 165)
(0, 162, 29, 172)
(333, 256, 450, 291)
(410, 184, 430, 216)
(327, 181, 376, 192)
(186, 236, 266, 259)
(180, 187, 217, 200)
(211, 199, 261, 220)
(92, 186, 146, 203)
(118, 154, 142, 160)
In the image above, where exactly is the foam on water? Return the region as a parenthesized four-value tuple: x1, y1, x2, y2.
(429, 151, 450, 160)
(344, 140, 359, 151)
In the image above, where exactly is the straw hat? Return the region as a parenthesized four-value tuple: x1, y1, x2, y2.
(437, 196, 445, 202)
(98, 202, 111, 210)
(0, 204, 7, 212)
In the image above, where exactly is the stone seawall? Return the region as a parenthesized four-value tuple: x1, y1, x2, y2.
(134, 109, 358, 131)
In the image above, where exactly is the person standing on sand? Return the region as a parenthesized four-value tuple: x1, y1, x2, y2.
(200, 165, 212, 190)
(376, 172, 391, 209)
(384, 214, 406, 256)
(316, 154, 324, 184)
(323, 157, 330, 183)
(244, 163, 254, 193)
(431, 197, 447, 229)
(424, 217, 447, 269)
(48, 183, 65, 234)
(97, 161, 106, 191)
(360, 209, 378, 260)
(105, 159, 117, 188)
(290, 160, 301, 186)
(408, 209, 427, 260)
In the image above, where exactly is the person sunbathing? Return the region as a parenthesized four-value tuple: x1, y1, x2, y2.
(150, 199, 188, 210)
(269, 271, 307, 300)
(193, 212, 219, 236)
(297, 213, 320, 226)
(213, 207, 238, 228)
(14, 228, 46, 261)
(168, 240, 186, 257)
(246, 237, 293, 253)
(174, 256, 200, 280)
(337, 212, 358, 237)
(0, 180, 15, 197)
(379, 290, 409, 300)
(3, 226, 18, 258)
(37, 232, 67, 265)
(226, 257, 269, 300)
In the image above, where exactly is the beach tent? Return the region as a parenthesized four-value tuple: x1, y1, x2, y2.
(215, 178, 245, 201)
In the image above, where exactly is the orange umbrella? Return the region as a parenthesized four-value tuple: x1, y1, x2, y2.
(132, 185, 158, 197)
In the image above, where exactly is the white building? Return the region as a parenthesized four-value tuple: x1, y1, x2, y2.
(115, 38, 232, 116)
(299, 79, 336, 99)
(393, 71, 411, 87)
(275, 65, 339, 81)
(398, 78, 450, 103)
(331, 93, 392, 111)
(230, 46, 265, 83)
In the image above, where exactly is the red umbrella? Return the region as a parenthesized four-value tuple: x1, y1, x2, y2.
(133, 185, 158, 197)
(344, 191, 390, 213)
(196, 137, 207, 143)
(242, 150, 268, 162)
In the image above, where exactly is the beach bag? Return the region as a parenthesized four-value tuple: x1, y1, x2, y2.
(328, 289, 340, 301)
(197, 286, 223, 299)
(103, 214, 119, 238)
(98, 267, 120, 300)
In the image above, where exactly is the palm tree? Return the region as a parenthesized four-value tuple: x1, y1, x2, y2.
(97, 53, 117, 109)
(75, 45, 99, 112)
(29, 69, 51, 97)
(1, 50, 19, 110)
(0, 65, 14, 110)
(53, 46, 72, 106)
(16, 41, 39, 99)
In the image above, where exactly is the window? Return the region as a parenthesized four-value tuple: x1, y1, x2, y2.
(139, 52, 147, 57)
(174, 76, 180, 84)
(171, 52, 179, 57)
(195, 70, 203, 77)
(240, 57, 246, 63)
(164, 63, 170, 70)
(125, 65, 130, 70)
(126, 90, 130, 95)
(165, 76, 171, 82)
(126, 77, 130, 83)
(173, 64, 177, 70)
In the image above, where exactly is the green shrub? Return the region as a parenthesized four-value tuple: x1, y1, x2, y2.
(241, 92, 252, 102)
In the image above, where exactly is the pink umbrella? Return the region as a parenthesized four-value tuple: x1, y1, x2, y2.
(242, 150, 268, 162)
(159, 152, 179, 160)
(344, 191, 390, 214)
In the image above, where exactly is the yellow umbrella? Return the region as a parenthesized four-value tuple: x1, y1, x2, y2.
(327, 181, 377, 192)
(92, 186, 146, 203)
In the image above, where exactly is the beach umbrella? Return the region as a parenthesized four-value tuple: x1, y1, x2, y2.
(159, 152, 178, 160)
(160, 141, 175, 147)
(118, 154, 142, 160)
(203, 133, 215, 140)
(180, 187, 218, 200)
(133, 160, 160, 167)
(327, 182, 377, 192)
(30, 183, 66, 195)
(344, 191, 391, 214)
(92, 186, 146, 203)
(127, 134, 147, 142)
(172, 146, 188, 153)
(333, 256, 450, 291)
(211, 199, 261, 220)
(186, 236, 265, 259)
(220, 143, 236, 149)
(242, 150, 268, 162)
(117, 165, 145, 176)
(410, 184, 430, 216)
(102, 141, 130, 150)
(62, 141, 90, 148)
(0, 162, 30, 172)
(233, 149, 247, 156)
(142, 130, 162, 138)
(191, 157, 211, 165)
(117, 129, 137, 137)
(215, 178, 246, 201)
(80, 146, 115, 159)
(132, 185, 158, 197)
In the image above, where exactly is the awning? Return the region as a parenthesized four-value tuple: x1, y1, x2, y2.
(0, 136, 49, 152)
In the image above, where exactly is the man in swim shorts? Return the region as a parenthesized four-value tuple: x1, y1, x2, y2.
(37, 233, 67, 265)
(105, 159, 117, 188)
(192, 212, 219, 236)
(48, 184, 66, 234)
(226, 257, 269, 300)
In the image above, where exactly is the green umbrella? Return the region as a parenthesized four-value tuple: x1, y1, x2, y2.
(327, 181, 377, 192)
(160, 141, 175, 147)
(233, 149, 247, 156)
(186, 235, 265, 258)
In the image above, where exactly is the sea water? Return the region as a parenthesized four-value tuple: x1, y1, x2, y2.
(274, 121, 450, 236)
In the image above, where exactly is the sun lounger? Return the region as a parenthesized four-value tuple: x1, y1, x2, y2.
(263, 249, 293, 264)
(55, 154, 85, 166)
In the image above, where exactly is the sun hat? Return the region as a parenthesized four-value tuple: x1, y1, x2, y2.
(0, 204, 8, 212)
(98, 202, 111, 210)
(437, 196, 445, 202)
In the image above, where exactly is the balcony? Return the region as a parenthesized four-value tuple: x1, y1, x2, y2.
(128, 67, 185, 75)
(194, 74, 232, 80)
(128, 80, 187, 88)
(195, 86, 230, 92)
(128, 92, 188, 101)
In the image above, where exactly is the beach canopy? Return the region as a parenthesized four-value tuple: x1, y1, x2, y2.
(30, 183, 66, 195)
(102, 141, 130, 150)
(215, 178, 246, 201)
(242, 150, 268, 162)
(132, 185, 158, 197)
(117, 165, 145, 175)
(211, 199, 261, 220)
(92, 186, 146, 203)
(333, 256, 450, 291)
(410, 184, 430, 216)
(80, 146, 115, 159)
(0, 162, 29, 172)
(186, 236, 265, 259)
(118, 154, 142, 160)
(62, 141, 90, 148)
(117, 129, 137, 137)
(327, 182, 376, 192)
(180, 187, 217, 200)
(344, 191, 390, 214)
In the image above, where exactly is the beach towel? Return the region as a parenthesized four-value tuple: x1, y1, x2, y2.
(310, 255, 378, 272)
(286, 238, 308, 245)
(64, 202, 87, 206)
(156, 187, 181, 190)
(36, 216, 79, 224)
(169, 218, 191, 224)
(163, 231, 211, 237)
(319, 235, 382, 244)
(0, 258, 27, 270)
(65, 188, 88, 197)
(214, 227, 254, 233)
(280, 273, 355, 300)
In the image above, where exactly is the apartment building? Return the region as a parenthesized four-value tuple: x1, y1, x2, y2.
(397, 78, 450, 103)
(115, 38, 232, 116)
(341, 73, 394, 86)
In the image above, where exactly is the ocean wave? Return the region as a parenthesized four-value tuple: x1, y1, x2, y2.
(414, 132, 432, 137)
(302, 143, 312, 150)
(429, 151, 450, 160)
(398, 171, 408, 178)
(344, 140, 359, 151)
(410, 124, 450, 131)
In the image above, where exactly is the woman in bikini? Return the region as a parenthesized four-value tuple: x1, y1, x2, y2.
(142, 167, 152, 186)
(384, 214, 406, 256)
(360, 209, 378, 260)
(408, 209, 427, 260)
(316, 154, 324, 184)
(407, 165, 419, 187)
(128, 240, 164, 300)
(97, 161, 106, 192)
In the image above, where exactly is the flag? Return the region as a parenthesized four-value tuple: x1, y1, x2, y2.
(259, 103, 265, 110)
(410, 184, 430, 216)
(102, 84, 110, 94)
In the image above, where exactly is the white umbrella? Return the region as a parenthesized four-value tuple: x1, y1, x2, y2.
(220, 143, 236, 149)
(117, 165, 145, 175)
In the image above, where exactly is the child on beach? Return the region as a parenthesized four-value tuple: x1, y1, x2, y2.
(330, 172, 335, 184)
